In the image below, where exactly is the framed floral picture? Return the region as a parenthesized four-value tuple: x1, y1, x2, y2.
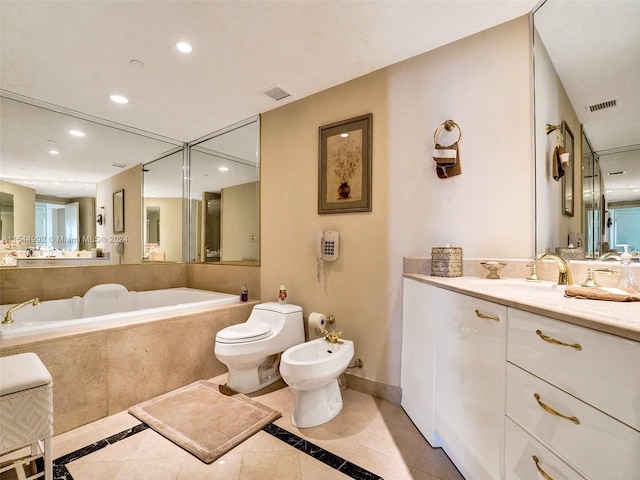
(318, 114, 372, 214)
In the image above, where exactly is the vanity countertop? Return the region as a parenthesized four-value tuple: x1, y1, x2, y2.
(404, 273, 640, 342)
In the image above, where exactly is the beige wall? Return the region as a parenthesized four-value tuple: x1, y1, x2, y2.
(261, 17, 534, 387)
(96, 164, 142, 264)
(0, 180, 36, 241)
(534, 28, 582, 254)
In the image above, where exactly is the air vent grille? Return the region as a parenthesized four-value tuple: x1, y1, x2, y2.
(110, 162, 127, 168)
(588, 99, 617, 112)
(263, 86, 291, 101)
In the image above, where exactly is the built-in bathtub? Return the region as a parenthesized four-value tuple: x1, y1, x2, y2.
(0, 283, 239, 339)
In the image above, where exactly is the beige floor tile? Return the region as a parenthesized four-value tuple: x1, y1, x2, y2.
(71, 433, 146, 465)
(176, 449, 243, 479)
(239, 449, 301, 480)
(363, 422, 428, 466)
(408, 467, 449, 480)
(52, 421, 104, 458)
(241, 430, 292, 453)
(413, 447, 463, 480)
(93, 411, 142, 439)
(67, 460, 125, 479)
(114, 458, 183, 480)
(298, 450, 351, 480)
(349, 445, 412, 480)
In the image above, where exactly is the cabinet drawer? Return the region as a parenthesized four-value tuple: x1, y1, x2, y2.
(507, 308, 640, 430)
(505, 417, 585, 480)
(506, 363, 640, 480)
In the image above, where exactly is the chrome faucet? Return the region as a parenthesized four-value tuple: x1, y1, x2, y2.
(532, 253, 573, 285)
(2, 297, 41, 324)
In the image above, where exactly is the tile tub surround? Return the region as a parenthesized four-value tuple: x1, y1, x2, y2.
(0, 302, 256, 434)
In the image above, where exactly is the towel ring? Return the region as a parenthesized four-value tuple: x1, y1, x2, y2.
(433, 120, 462, 145)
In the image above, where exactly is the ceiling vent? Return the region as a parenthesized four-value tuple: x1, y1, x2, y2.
(587, 99, 617, 112)
(110, 162, 127, 168)
(263, 85, 291, 101)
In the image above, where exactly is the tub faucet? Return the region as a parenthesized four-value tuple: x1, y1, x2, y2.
(532, 253, 573, 285)
(2, 298, 41, 324)
(321, 327, 343, 344)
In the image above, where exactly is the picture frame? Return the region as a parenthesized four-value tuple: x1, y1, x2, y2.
(562, 121, 575, 217)
(113, 189, 125, 233)
(318, 113, 372, 214)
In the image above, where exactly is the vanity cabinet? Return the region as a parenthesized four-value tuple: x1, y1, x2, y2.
(402, 277, 640, 480)
(401, 278, 437, 445)
(506, 309, 640, 480)
(434, 288, 506, 480)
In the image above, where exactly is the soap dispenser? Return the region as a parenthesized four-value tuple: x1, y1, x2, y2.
(617, 244, 636, 291)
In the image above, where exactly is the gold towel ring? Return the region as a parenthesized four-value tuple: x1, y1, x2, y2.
(433, 119, 462, 145)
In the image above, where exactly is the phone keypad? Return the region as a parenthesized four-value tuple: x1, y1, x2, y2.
(324, 241, 335, 256)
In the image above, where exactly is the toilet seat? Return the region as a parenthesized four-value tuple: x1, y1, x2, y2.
(216, 322, 272, 344)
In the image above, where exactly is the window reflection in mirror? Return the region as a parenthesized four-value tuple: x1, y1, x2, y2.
(0, 192, 14, 238)
(188, 116, 260, 265)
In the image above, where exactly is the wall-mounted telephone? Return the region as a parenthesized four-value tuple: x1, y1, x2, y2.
(316, 231, 339, 261)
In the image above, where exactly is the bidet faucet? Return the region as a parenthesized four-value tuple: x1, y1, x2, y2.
(2, 297, 41, 324)
(320, 327, 343, 344)
(532, 253, 573, 286)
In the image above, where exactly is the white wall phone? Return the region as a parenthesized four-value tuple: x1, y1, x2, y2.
(316, 230, 339, 261)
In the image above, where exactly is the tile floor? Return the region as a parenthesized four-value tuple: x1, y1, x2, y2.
(2, 374, 463, 480)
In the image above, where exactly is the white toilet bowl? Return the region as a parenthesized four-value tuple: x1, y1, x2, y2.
(214, 303, 304, 394)
(280, 337, 354, 428)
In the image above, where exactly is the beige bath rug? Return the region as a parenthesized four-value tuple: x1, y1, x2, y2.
(128, 380, 281, 464)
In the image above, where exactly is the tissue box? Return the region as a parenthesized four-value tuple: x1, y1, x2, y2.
(431, 247, 463, 277)
(555, 247, 585, 260)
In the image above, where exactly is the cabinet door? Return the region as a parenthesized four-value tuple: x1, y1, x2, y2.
(435, 289, 507, 480)
(401, 278, 438, 445)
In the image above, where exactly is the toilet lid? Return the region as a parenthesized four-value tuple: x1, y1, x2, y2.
(216, 322, 272, 344)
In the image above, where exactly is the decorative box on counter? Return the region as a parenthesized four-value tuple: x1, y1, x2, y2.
(555, 246, 585, 260)
(431, 246, 463, 277)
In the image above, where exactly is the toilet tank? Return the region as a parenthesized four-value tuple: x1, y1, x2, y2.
(248, 302, 303, 336)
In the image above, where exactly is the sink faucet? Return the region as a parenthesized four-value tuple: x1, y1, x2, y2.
(320, 327, 344, 344)
(532, 253, 573, 285)
(2, 297, 41, 324)
(599, 252, 622, 261)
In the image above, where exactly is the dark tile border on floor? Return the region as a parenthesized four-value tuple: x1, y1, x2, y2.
(262, 423, 383, 480)
(52, 423, 149, 480)
(51, 423, 383, 480)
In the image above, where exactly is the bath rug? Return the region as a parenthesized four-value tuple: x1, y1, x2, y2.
(128, 380, 281, 464)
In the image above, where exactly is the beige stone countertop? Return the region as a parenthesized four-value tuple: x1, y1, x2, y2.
(404, 273, 640, 342)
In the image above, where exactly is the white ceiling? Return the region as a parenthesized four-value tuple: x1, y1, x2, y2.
(0, 0, 538, 197)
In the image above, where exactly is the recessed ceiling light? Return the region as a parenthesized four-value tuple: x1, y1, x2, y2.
(49, 150, 59, 155)
(219, 167, 229, 172)
(176, 41, 192, 53)
(340, 133, 349, 138)
(69, 130, 85, 137)
(110, 94, 129, 104)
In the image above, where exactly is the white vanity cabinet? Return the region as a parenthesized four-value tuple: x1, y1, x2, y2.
(402, 275, 640, 480)
(506, 309, 640, 480)
(434, 288, 507, 480)
(401, 278, 437, 445)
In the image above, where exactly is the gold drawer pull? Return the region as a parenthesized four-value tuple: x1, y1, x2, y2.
(474, 309, 500, 322)
(534, 393, 580, 425)
(535, 329, 582, 351)
(532, 455, 554, 480)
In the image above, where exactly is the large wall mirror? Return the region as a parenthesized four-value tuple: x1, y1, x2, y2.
(142, 115, 260, 265)
(1, 93, 260, 267)
(533, 0, 640, 259)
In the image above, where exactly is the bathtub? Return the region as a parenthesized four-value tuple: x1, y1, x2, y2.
(0, 284, 239, 339)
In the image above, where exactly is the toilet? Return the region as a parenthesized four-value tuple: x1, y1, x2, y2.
(280, 337, 354, 428)
(214, 302, 304, 394)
